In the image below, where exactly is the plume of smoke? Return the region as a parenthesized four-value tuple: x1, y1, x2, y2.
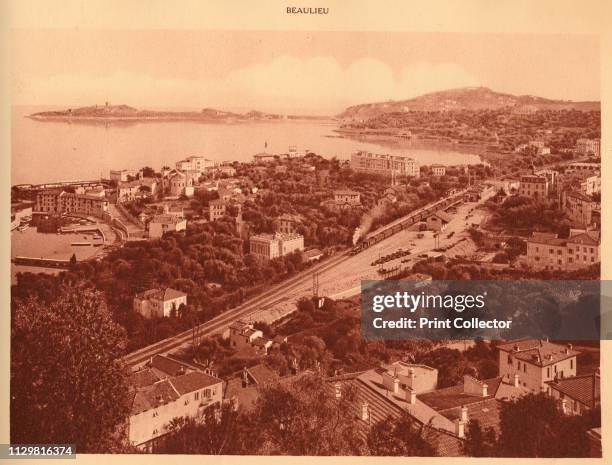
(353, 202, 389, 245)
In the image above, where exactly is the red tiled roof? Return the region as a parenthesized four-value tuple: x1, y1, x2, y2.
(170, 371, 222, 395)
(131, 380, 180, 415)
(150, 354, 188, 377)
(497, 340, 579, 367)
(547, 373, 600, 408)
(418, 377, 502, 411)
(129, 368, 161, 389)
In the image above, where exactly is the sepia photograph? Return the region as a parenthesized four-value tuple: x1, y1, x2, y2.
(3, 1, 609, 462)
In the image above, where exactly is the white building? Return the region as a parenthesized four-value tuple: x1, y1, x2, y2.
(133, 288, 188, 318)
(431, 164, 446, 176)
(175, 156, 217, 172)
(148, 215, 187, 238)
(351, 151, 420, 178)
(524, 230, 600, 271)
(128, 355, 223, 450)
(249, 232, 304, 260)
(498, 340, 579, 392)
(110, 169, 139, 182)
(518, 175, 549, 200)
(576, 138, 600, 157)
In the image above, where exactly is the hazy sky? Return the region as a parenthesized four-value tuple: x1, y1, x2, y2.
(11, 30, 600, 114)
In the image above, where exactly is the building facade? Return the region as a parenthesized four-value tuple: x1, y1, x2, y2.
(518, 175, 549, 200)
(576, 138, 600, 157)
(128, 355, 223, 450)
(563, 191, 598, 228)
(148, 215, 187, 238)
(133, 288, 188, 318)
(431, 165, 446, 176)
(249, 232, 304, 260)
(498, 340, 579, 392)
(35, 190, 109, 218)
(208, 199, 226, 221)
(351, 151, 420, 177)
(334, 190, 361, 206)
(524, 230, 600, 271)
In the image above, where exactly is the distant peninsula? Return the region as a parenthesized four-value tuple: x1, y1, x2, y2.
(28, 103, 330, 122)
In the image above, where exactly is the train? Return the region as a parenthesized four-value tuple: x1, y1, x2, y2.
(351, 190, 467, 255)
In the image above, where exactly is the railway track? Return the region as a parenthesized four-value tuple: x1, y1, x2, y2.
(122, 251, 352, 368)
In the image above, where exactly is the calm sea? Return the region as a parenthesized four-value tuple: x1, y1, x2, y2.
(12, 105, 482, 186)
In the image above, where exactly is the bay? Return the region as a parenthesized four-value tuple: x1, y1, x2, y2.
(12, 105, 482, 185)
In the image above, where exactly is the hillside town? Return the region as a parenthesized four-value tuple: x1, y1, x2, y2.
(11, 127, 601, 455)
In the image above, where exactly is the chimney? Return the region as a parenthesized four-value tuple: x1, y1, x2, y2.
(454, 419, 465, 438)
(461, 406, 468, 423)
(360, 402, 369, 421)
(514, 373, 520, 388)
(482, 383, 488, 397)
(406, 387, 417, 405)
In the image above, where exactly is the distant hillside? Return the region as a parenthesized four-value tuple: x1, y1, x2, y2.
(338, 87, 599, 120)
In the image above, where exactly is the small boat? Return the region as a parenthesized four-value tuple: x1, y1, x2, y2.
(71, 242, 91, 246)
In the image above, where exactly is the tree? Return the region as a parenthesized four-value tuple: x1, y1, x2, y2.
(367, 413, 434, 456)
(498, 393, 596, 457)
(249, 374, 365, 455)
(156, 403, 252, 454)
(11, 283, 131, 452)
(464, 419, 497, 456)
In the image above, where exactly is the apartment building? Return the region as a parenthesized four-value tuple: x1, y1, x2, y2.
(35, 190, 109, 218)
(431, 164, 446, 176)
(249, 232, 304, 260)
(580, 176, 601, 196)
(524, 230, 600, 271)
(576, 138, 600, 157)
(175, 156, 217, 172)
(133, 287, 188, 318)
(334, 190, 361, 206)
(497, 340, 579, 392)
(518, 175, 549, 200)
(563, 190, 598, 228)
(128, 355, 223, 450)
(351, 151, 420, 177)
(208, 199, 226, 221)
(275, 213, 302, 234)
(148, 215, 187, 239)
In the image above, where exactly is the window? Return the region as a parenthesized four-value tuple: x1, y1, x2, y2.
(523, 364, 527, 373)
(554, 365, 557, 373)
(507, 354, 513, 365)
(194, 391, 199, 401)
(152, 411, 158, 418)
(547, 367, 551, 377)
(570, 359, 574, 369)
(557, 250, 562, 255)
(590, 248, 594, 253)
(204, 388, 212, 398)
(517, 361, 521, 370)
